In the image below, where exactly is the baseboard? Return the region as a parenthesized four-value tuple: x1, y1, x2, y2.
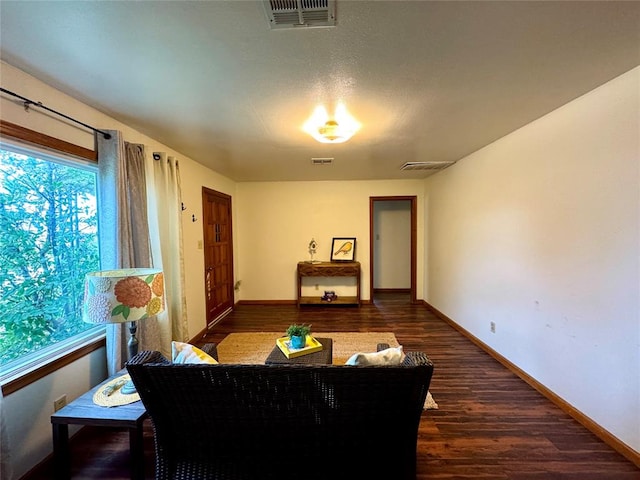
(423, 300, 640, 468)
(207, 307, 233, 329)
(236, 299, 297, 305)
(236, 299, 373, 306)
(190, 308, 234, 344)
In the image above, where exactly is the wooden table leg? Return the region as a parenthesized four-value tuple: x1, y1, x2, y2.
(128, 422, 145, 480)
(52, 423, 70, 480)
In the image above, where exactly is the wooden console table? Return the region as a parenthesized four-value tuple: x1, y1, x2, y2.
(297, 261, 361, 307)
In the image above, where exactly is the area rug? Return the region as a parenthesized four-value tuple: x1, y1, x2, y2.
(216, 332, 438, 410)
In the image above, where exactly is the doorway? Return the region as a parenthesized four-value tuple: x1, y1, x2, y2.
(369, 196, 417, 304)
(202, 187, 234, 327)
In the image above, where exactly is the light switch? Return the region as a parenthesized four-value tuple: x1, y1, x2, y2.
(197, 240, 203, 249)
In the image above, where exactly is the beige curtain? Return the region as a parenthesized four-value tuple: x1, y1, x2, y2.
(97, 132, 162, 374)
(120, 143, 163, 358)
(146, 152, 188, 354)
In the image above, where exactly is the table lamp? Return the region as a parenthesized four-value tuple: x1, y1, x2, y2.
(83, 268, 164, 395)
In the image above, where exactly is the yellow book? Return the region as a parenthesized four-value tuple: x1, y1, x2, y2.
(276, 335, 323, 359)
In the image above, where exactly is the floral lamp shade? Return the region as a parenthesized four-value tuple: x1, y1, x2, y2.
(83, 268, 165, 325)
(83, 268, 164, 398)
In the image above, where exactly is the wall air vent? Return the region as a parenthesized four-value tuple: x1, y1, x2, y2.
(264, 0, 336, 29)
(311, 157, 333, 165)
(400, 161, 456, 171)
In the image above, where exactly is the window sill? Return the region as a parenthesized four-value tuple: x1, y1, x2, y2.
(1, 336, 106, 396)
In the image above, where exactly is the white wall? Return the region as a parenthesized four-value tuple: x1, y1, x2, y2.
(235, 181, 424, 302)
(0, 61, 237, 478)
(424, 67, 640, 452)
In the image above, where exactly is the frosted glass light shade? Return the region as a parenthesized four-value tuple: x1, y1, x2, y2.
(303, 104, 360, 144)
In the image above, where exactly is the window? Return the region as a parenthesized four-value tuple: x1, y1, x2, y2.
(0, 140, 103, 380)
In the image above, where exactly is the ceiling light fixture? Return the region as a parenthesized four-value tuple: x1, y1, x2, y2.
(303, 104, 360, 144)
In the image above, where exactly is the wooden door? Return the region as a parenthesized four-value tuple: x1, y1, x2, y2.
(202, 187, 234, 326)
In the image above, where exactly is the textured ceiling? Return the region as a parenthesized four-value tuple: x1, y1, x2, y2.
(1, 1, 638, 182)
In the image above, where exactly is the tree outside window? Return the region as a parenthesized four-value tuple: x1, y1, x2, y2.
(0, 145, 101, 367)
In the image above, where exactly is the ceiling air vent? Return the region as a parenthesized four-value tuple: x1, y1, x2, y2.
(311, 157, 333, 165)
(264, 0, 336, 29)
(400, 161, 456, 172)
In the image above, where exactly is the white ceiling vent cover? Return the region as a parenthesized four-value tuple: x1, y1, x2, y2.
(400, 161, 456, 171)
(264, 0, 336, 29)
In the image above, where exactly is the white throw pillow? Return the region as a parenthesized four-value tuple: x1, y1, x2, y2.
(171, 341, 218, 364)
(345, 345, 405, 366)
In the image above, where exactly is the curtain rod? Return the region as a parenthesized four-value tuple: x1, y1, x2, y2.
(0, 87, 111, 139)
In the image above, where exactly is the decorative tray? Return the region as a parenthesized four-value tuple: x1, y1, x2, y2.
(276, 335, 323, 359)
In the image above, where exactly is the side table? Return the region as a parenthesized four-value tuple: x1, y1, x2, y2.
(51, 370, 148, 480)
(297, 261, 361, 307)
(265, 337, 333, 364)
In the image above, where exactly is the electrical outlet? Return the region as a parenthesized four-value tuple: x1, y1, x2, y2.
(490, 322, 496, 333)
(53, 394, 67, 412)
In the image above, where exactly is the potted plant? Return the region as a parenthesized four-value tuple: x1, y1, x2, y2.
(286, 323, 311, 349)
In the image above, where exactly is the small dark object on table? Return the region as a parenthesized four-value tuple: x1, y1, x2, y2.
(321, 291, 338, 302)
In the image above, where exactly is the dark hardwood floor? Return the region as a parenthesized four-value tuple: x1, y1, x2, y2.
(26, 292, 640, 479)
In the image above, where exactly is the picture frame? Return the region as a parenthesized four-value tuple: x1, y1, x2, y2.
(330, 237, 356, 262)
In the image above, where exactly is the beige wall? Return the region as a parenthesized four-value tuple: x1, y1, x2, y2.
(179, 157, 237, 335)
(0, 61, 238, 478)
(235, 180, 424, 302)
(424, 67, 640, 452)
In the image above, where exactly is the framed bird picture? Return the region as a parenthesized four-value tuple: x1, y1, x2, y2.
(330, 237, 356, 262)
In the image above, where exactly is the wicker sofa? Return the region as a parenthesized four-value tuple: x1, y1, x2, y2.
(126, 343, 434, 480)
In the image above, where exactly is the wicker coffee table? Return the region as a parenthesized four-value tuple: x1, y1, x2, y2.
(265, 337, 333, 364)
